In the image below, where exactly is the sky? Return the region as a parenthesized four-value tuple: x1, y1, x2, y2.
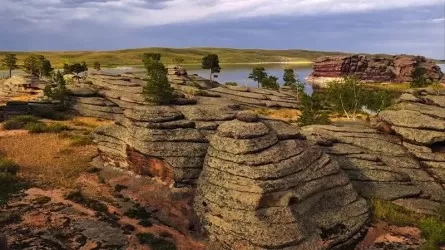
(0, 0, 444, 59)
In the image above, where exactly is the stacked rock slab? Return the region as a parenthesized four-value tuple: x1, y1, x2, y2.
(301, 124, 445, 215)
(0, 75, 45, 100)
(167, 65, 220, 89)
(378, 89, 445, 193)
(194, 112, 369, 250)
(93, 106, 208, 185)
(308, 54, 443, 87)
(208, 85, 299, 109)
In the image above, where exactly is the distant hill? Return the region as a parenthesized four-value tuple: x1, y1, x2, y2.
(0, 47, 349, 68)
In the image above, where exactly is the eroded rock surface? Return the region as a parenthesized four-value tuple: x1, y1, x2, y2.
(194, 113, 370, 250)
(301, 123, 445, 216)
(308, 55, 443, 86)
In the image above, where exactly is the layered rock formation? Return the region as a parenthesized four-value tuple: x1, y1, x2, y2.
(93, 106, 210, 186)
(208, 85, 299, 109)
(194, 112, 369, 249)
(308, 55, 444, 86)
(301, 124, 445, 216)
(0, 75, 46, 100)
(378, 88, 445, 191)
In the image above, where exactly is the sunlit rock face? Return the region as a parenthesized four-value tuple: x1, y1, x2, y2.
(194, 112, 370, 250)
(308, 55, 444, 87)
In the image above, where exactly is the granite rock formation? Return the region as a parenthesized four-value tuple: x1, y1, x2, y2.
(308, 55, 444, 86)
(301, 123, 445, 216)
(93, 106, 211, 186)
(0, 75, 46, 100)
(194, 112, 370, 250)
(378, 88, 445, 190)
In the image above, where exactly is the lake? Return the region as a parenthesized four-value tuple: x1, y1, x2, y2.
(2, 63, 445, 94)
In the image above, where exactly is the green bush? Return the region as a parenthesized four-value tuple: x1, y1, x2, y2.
(420, 218, 445, 250)
(2, 115, 40, 130)
(0, 159, 19, 175)
(25, 122, 48, 133)
(298, 92, 331, 126)
(137, 233, 177, 250)
(225, 82, 238, 86)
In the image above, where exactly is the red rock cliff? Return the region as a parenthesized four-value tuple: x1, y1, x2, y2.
(309, 54, 443, 83)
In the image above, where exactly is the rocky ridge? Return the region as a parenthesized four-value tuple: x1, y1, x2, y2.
(308, 55, 444, 86)
(194, 112, 369, 249)
(301, 123, 445, 216)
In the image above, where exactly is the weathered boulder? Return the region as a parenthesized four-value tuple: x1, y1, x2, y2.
(308, 55, 443, 86)
(208, 85, 300, 109)
(93, 106, 209, 186)
(377, 88, 445, 192)
(0, 75, 46, 100)
(194, 114, 369, 249)
(301, 123, 445, 216)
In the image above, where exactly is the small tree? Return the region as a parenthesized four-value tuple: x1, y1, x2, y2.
(142, 53, 161, 68)
(283, 68, 305, 101)
(326, 76, 364, 120)
(143, 59, 174, 105)
(201, 54, 221, 83)
(298, 92, 331, 126)
(261, 76, 279, 90)
(1, 54, 18, 78)
(248, 67, 268, 88)
(63, 62, 88, 83)
(410, 67, 430, 88)
(172, 57, 185, 65)
(44, 71, 69, 107)
(93, 61, 101, 71)
(23, 55, 53, 78)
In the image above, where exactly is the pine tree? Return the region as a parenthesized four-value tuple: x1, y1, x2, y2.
(1, 54, 18, 78)
(143, 59, 174, 105)
(248, 67, 267, 88)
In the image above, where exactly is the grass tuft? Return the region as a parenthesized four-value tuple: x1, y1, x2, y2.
(65, 190, 108, 213)
(136, 233, 177, 250)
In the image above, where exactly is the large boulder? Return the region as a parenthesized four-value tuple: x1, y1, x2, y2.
(308, 55, 443, 87)
(378, 88, 445, 192)
(194, 112, 369, 249)
(301, 123, 445, 216)
(93, 106, 209, 186)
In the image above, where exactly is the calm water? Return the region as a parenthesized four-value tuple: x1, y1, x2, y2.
(3, 63, 445, 94)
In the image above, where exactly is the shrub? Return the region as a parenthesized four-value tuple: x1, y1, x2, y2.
(143, 59, 174, 105)
(65, 190, 108, 213)
(137, 233, 177, 250)
(261, 76, 279, 90)
(2, 115, 40, 130)
(225, 82, 238, 86)
(326, 76, 365, 120)
(419, 218, 445, 250)
(25, 122, 48, 133)
(0, 159, 19, 175)
(410, 67, 431, 88)
(298, 92, 331, 126)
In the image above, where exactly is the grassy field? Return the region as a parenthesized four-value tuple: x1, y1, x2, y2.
(0, 47, 349, 68)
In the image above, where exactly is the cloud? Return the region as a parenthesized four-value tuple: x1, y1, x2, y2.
(1, 0, 444, 28)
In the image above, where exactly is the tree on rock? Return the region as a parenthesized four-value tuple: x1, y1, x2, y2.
(44, 71, 69, 107)
(326, 76, 364, 120)
(283, 68, 305, 101)
(298, 92, 331, 126)
(410, 67, 430, 88)
(248, 67, 267, 88)
(261, 76, 279, 90)
(142, 53, 161, 68)
(93, 61, 101, 71)
(143, 59, 174, 105)
(63, 62, 88, 83)
(201, 54, 221, 83)
(1, 54, 18, 78)
(24, 55, 53, 78)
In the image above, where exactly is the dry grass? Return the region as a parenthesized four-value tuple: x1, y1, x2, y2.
(254, 108, 301, 121)
(70, 116, 114, 129)
(0, 133, 97, 189)
(363, 83, 411, 92)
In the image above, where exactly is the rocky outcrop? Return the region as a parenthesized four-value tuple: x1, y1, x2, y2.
(93, 106, 210, 186)
(0, 75, 46, 100)
(301, 123, 445, 216)
(208, 85, 299, 109)
(194, 112, 369, 249)
(167, 65, 220, 89)
(378, 88, 445, 190)
(308, 55, 444, 86)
